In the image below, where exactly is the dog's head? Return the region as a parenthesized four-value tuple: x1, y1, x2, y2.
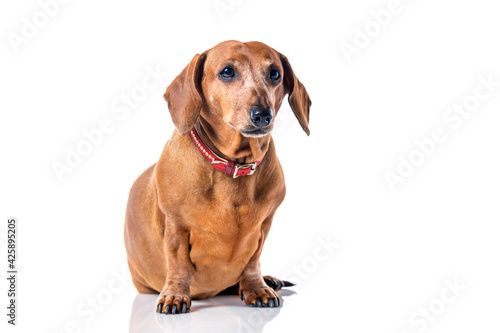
(164, 40, 311, 137)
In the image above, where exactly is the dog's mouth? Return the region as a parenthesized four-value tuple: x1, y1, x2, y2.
(227, 122, 273, 138)
(240, 127, 272, 138)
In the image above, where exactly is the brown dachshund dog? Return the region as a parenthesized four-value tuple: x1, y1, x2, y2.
(124, 40, 311, 314)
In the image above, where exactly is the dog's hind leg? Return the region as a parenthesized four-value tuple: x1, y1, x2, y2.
(216, 276, 295, 296)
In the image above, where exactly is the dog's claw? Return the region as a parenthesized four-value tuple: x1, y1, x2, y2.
(264, 277, 278, 290)
(263, 276, 295, 291)
(272, 279, 279, 289)
(268, 299, 274, 307)
(241, 283, 281, 308)
(156, 294, 191, 315)
(240, 293, 244, 300)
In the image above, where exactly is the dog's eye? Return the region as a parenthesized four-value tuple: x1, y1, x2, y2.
(269, 68, 281, 82)
(219, 67, 235, 79)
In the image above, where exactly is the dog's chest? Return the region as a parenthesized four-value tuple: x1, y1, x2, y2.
(186, 193, 266, 277)
(189, 197, 265, 252)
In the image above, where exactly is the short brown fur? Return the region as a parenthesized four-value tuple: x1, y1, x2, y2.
(124, 40, 311, 313)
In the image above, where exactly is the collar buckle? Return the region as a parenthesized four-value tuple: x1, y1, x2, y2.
(233, 162, 257, 178)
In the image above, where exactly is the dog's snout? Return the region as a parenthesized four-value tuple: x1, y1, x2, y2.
(249, 106, 273, 128)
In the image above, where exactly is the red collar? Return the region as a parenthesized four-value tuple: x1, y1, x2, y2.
(189, 127, 265, 178)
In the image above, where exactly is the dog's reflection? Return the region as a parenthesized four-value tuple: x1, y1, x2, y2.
(129, 293, 287, 333)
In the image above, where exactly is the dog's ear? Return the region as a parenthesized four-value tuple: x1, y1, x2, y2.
(164, 53, 207, 135)
(279, 54, 311, 135)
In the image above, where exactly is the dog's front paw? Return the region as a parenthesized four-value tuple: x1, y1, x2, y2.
(240, 286, 280, 308)
(156, 293, 191, 315)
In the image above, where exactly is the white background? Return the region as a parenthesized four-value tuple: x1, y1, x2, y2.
(1, 0, 500, 332)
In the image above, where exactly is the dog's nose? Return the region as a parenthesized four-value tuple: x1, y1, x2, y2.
(249, 106, 273, 128)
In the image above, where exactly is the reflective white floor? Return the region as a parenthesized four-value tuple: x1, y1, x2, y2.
(129, 291, 295, 333)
